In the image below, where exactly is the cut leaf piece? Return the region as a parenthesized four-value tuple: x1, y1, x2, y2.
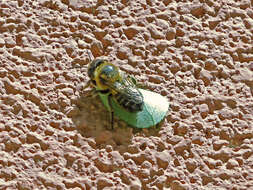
(98, 89, 169, 128)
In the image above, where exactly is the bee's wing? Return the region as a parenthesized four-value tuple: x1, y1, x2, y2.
(103, 80, 129, 94)
(102, 72, 136, 93)
(103, 73, 144, 112)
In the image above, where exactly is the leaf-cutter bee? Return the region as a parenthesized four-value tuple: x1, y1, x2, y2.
(84, 59, 144, 129)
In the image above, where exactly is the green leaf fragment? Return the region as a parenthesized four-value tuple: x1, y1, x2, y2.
(98, 89, 169, 128)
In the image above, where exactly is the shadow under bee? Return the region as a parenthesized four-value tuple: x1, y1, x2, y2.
(71, 94, 163, 150)
(71, 95, 134, 149)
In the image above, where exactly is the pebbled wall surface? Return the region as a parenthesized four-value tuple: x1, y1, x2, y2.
(0, 0, 253, 189)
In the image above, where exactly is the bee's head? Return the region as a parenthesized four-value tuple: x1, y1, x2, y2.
(88, 59, 105, 80)
(88, 59, 119, 88)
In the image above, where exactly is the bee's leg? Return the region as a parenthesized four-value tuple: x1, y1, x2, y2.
(83, 80, 91, 90)
(83, 88, 97, 98)
(127, 75, 147, 89)
(82, 80, 99, 97)
(107, 94, 114, 130)
(89, 89, 99, 98)
(82, 80, 93, 97)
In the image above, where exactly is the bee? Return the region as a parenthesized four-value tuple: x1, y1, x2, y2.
(84, 59, 144, 129)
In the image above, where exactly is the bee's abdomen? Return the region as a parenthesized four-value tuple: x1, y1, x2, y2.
(114, 90, 144, 112)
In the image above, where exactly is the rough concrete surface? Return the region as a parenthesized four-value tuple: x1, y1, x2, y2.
(0, 0, 253, 189)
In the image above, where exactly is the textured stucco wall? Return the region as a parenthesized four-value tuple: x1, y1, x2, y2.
(0, 0, 252, 189)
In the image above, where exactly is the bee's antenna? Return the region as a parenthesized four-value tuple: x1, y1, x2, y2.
(87, 50, 92, 62)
